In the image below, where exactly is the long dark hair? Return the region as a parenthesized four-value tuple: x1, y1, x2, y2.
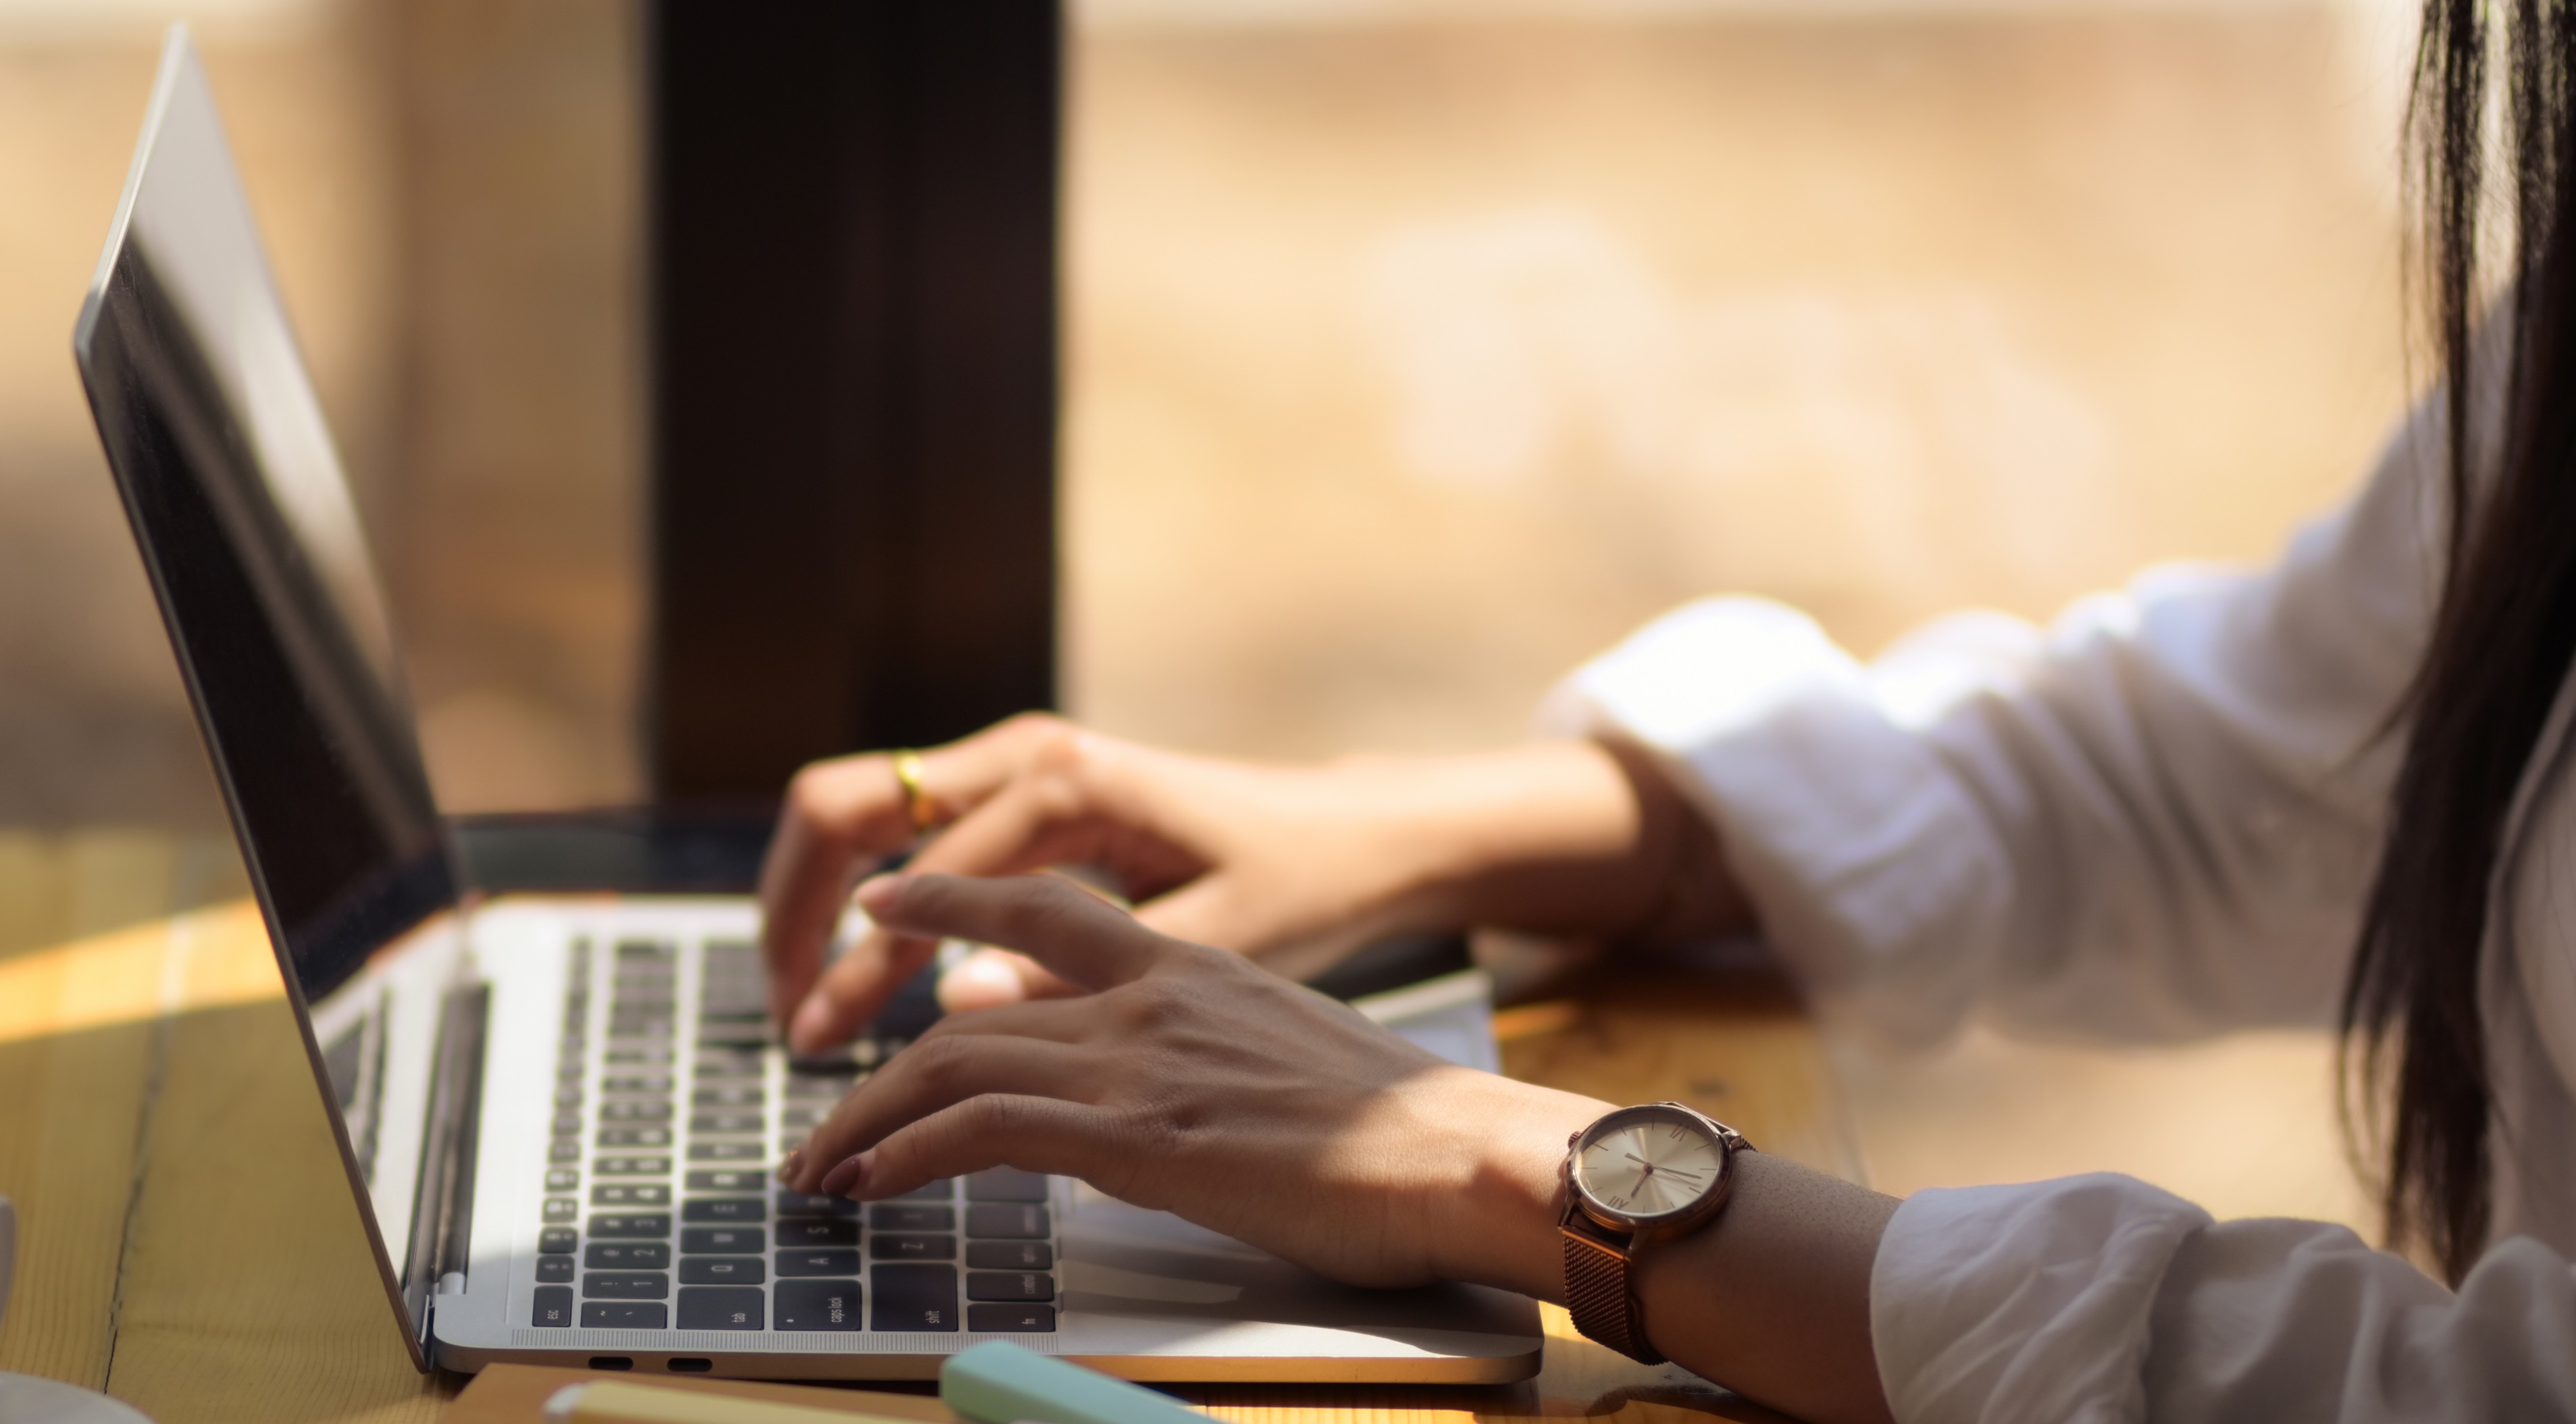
(2344, 0, 2576, 1285)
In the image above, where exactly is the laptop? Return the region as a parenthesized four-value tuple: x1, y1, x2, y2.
(71, 27, 1542, 1383)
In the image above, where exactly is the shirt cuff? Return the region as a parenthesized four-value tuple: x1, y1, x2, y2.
(1871, 1175, 2213, 1424)
(1538, 595, 2013, 1051)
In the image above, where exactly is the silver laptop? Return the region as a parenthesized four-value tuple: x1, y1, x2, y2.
(71, 26, 1541, 1383)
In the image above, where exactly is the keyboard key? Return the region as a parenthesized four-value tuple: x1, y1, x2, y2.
(686, 1169, 766, 1193)
(582, 1272, 669, 1300)
(559, 1036, 587, 1059)
(679, 1256, 765, 1285)
(870, 1264, 958, 1332)
(542, 1198, 577, 1223)
(606, 1045, 675, 1066)
(588, 1213, 671, 1238)
(552, 1087, 584, 1110)
(967, 1168, 1050, 1203)
(557, 1061, 586, 1082)
(548, 1140, 581, 1164)
(597, 1126, 673, 1149)
(785, 1072, 857, 1099)
(889, 1180, 955, 1201)
(677, 1286, 765, 1330)
(681, 1226, 763, 1254)
(596, 1157, 671, 1177)
(584, 1241, 669, 1269)
(580, 1301, 667, 1329)
(696, 1026, 769, 1049)
(773, 1278, 864, 1331)
(688, 1142, 765, 1161)
(609, 1016, 673, 1039)
(967, 1303, 1056, 1333)
(775, 1192, 858, 1219)
(694, 1085, 763, 1109)
(777, 1248, 862, 1277)
(871, 1234, 955, 1261)
(602, 1075, 673, 1095)
(544, 1169, 579, 1192)
(591, 1184, 671, 1208)
(780, 1106, 825, 1130)
(776, 1219, 858, 1248)
(538, 1228, 577, 1255)
(535, 1257, 574, 1284)
(616, 940, 675, 961)
(601, 1101, 671, 1122)
(967, 1241, 1053, 1271)
(681, 1197, 764, 1223)
(869, 1204, 952, 1232)
(691, 1112, 764, 1135)
(550, 1114, 582, 1137)
(965, 1204, 1049, 1240)
(696, 1050, 764, 1078)
(532, 1286, 573, 1326)
(966, 1271, 1054, 1302)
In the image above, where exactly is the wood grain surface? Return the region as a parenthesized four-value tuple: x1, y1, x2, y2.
(0, 870, 1853, 1424)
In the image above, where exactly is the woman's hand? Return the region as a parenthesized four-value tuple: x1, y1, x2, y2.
(758, 713, 1748, 1055)
(779, 871, 1598, 1294)
(786, 871, 1901, 1424)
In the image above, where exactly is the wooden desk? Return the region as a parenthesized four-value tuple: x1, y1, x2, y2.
(0, 884, 1859, 1424)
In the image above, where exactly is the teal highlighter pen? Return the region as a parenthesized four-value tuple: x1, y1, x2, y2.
(940, 1342, 1212, 1424)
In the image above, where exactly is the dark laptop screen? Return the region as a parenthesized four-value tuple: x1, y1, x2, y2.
(72, 37, 455, 1007)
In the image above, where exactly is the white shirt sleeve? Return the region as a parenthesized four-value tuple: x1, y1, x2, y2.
(1543, 404, 2444, 1051)
(1872, 1175, 2576, 1423)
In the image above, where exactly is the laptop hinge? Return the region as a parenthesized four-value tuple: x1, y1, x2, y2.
(403, 982, 489, 1363)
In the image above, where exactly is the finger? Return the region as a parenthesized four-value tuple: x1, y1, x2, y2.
(785, 926, 941, 1057)
(895, 766, 1123, 885)
(856, 872, 1179, 991)
(786, 1031, 1093, 1192)
(762, 714, 1085, 1039)
(935, 947, 1076, 1012)
(758, 755, 917, 1027)
(815, 1094, 1124, 1204)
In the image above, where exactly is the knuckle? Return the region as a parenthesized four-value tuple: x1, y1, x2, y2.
(998, 710, 1069, 741)
(904, 1033, 976, 1092)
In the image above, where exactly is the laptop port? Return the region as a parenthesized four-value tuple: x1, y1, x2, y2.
(588, 1357, 633, 1371)
(668, 1359, 713, 1373)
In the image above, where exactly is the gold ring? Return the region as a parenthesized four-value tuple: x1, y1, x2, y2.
(890, 749, 938, 833)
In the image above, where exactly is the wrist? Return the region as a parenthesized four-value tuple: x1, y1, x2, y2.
(1352, 741, 1672, 941)
(1413, 1070, 1605, 1300)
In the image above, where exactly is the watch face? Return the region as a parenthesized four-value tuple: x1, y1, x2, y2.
(1572, 1105, 1728, 1223)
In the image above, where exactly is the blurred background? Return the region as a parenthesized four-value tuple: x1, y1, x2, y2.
(0, 0, 2407, 1231)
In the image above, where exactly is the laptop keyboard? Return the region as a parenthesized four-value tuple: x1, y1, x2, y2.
(527, 937, 1061, 1335)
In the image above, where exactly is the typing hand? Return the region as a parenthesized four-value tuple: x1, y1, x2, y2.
(758, 714, 1741, 1056)
(778, 872, 1599, 1296)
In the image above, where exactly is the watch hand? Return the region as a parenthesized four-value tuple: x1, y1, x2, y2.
(1624, 1152, 1705, 1182)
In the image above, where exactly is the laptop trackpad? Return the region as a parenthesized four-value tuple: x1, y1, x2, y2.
(1058, 1182, 1538, 1361)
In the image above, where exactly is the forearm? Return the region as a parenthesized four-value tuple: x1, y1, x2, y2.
(1369, 738, 1751, 947)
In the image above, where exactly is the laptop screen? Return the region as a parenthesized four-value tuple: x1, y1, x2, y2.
(71, 28, 463, 1365)
(73, 33, 457, 1006)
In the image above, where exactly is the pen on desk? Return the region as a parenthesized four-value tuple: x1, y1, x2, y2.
(541, 1379, 922, 1424)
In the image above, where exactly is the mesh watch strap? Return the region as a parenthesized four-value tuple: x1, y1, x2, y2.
(1562, 1219, 1664, 1365)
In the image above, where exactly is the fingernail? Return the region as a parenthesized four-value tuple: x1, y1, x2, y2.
(854, 872, 907, 912)
(788, 997, 831, 1055)
(936, 952, 1026, 1013)
(817, 1153, 869, 1198)
(777, 1147, 804, 1184)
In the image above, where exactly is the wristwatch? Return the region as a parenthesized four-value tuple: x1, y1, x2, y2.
(1558, 1101, 1752, 1364)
